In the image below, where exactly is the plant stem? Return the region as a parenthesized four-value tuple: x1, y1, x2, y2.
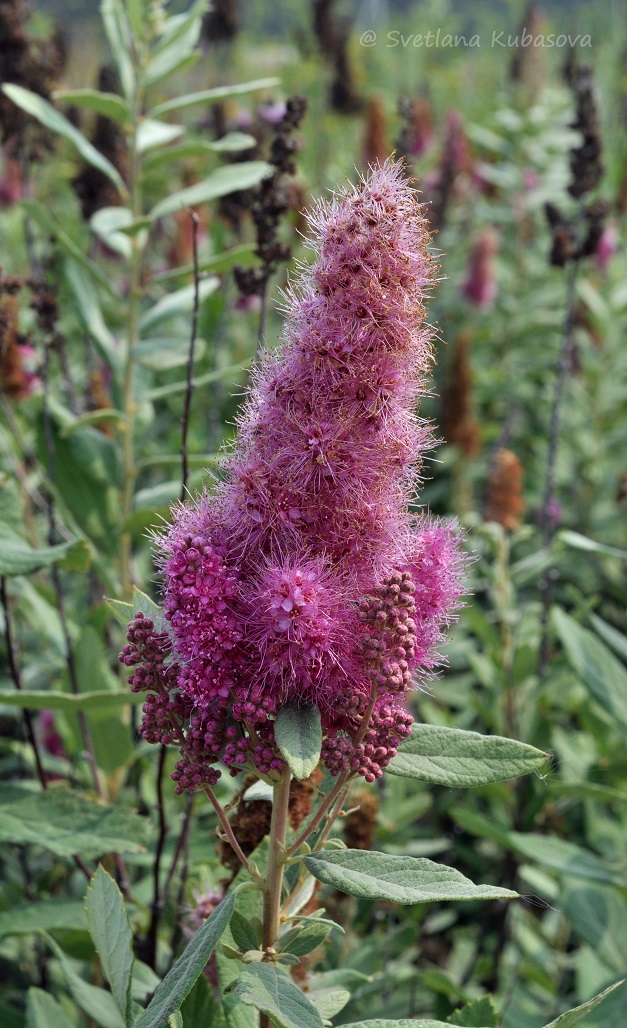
(203, 784, 261, 880)
(120, 75, 145, 598)
(287, 771, 350, 856)
(262, 771, 291, 951)
(180, 209, 201, 501)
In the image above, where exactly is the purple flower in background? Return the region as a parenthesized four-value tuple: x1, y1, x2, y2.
(595, 224, 617, 273)
(121, 160, 465, 789)
(462, 227, 500, 309)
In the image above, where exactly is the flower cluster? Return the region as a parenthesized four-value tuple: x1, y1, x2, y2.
(121, 160, 465, 791)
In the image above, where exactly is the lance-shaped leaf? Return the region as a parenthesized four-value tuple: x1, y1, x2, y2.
(386, 723, 550, 787)
(1, 85, 126, 196)
(0, 535, 89, 576)
(150, 78, 280, 118)
(85, 866, 134, 1027)
(0, 689, 142, 712)
(553, 608, 627, 731)
(275, 703, 322, 780)
(542, 979, 625, 1027)
(133, 889, 238, 1028)
(149, 162, 273, 220)
(27, 987, 75, 1028)
(53, 89, 129, 122)
(302, 850, 518, 904)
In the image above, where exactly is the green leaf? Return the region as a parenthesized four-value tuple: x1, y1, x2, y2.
(144, 0, 207, 86)
(1, 85, 126, 195)
(343, 1022, 463, 1027)
(150, 78, 280, 117)
(226, 963, 324, 1028)
(276, 920, 331, 957)
(26, 988, 74, 1028)
(447, 996, 498, 1026)
(65, 260, 121, 376)
(0, 534, 88, 576)
(0, 900, 87, 937)
(553, 608, 627, 730)
(562, 884, 627, 974)
(274, 703, 322, 781)
(136, 119, 184, 153)
(230, 910, 260, 953)
(41, 932, 125, 1028)
(20, 200, 116, 296)
(0, 689, 141, 712)
(557, 530, 627, 561)
(308, 987, 350, 1020)
(542, 980, 626, 1027)
(0, 786, 151, 858)
(100, 0, 134, 100)
(302, 850, 518, 904)
(133, 889, 237, 1028)
(145, 359, 250, 401)
(86, 866, 134, 1027)
(106, 597, 134, 628)
(144, 135, 256, 171)
(169, 1013, 183, 1028)
(387, 724, 549, 787)
(149, 162, 273, 220)
(139, 278, 219, 332)
(53, 89, 129, 122)
(90, 207, 136, 259)
(180, 976, 226, 1028)
(131, 586, 162, 619)
(589, 614, 627, 663)
(508, 832, 627, 887)
(134, 336, 206, 371)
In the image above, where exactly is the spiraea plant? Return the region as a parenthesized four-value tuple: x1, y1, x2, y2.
(114, 161, 555, 1027)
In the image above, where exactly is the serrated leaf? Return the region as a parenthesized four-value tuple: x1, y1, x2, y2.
(150, 78, 280, 117)
(139, 278, 219, 332)
(0, 786, 151, 858)
(553, 608, 627, 730)
(26, 987, 74, 1028)
(542, 979, 626, 1027)
(227, 963, 324, 1028)
(86, 866, 134, 1026)
(1, 84, 126, 195)
(447, 995, 498, 1026)
(302, 850, 518, 903)
(53, 89, 129, 122)
(149, 162, 273, 220)
(387, 724, 549, 787)
(133, 889, 237, 1028)
(274, 703, 322, 781)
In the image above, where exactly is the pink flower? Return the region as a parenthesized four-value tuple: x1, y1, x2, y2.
(122, 160, 465, 788)
(595, 224, 617, 273)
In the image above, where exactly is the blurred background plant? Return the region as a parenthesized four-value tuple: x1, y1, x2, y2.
(0, 0, 626, 1026)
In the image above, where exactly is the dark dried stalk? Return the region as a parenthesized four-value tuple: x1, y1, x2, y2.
(537, 262, 578, 675)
